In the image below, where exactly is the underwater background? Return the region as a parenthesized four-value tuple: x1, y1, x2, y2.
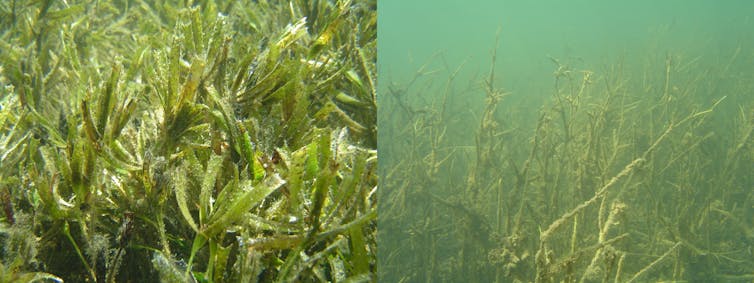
(379, 0, 754, 282)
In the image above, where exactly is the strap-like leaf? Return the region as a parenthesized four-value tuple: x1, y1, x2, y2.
(203, 174, 285, 237)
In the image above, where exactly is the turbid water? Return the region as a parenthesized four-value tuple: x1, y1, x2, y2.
(378, 1, 754, 282)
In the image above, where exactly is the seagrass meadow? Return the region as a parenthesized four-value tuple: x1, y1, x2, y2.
(378, 1, 754, 282)
(0, 0, 376, 282)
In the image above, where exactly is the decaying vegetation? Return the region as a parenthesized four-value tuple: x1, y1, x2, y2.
(379, 33, 754, 282)
(0, 0, 376, 282)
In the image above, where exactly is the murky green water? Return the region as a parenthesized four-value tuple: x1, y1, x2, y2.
(378, 1, 754, 282)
